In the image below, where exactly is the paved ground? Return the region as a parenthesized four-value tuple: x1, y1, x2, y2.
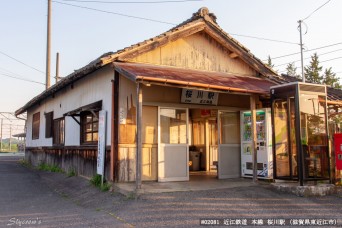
(1, 155, 342, 227)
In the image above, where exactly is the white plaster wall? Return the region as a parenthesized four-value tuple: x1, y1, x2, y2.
(25, 65, 114, 147)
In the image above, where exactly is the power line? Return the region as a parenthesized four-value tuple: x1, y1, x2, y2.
(302, 0, 331, 21)
(274, 48, 342, 67)
(230, 33, 298, 45)
(0, 73, 45, 85)
(53, 0, 298, 45)
(0, 51, 45, 75)
(321, 56, 342, 63)
(266, 42, 342, 61)
(60, 0, 202, 3)
(53, 0, 176, 25)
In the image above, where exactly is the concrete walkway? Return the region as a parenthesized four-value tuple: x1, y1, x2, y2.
(114, 173, 261, 196)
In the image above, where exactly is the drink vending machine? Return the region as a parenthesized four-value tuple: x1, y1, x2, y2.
(240, 108, 273, 179)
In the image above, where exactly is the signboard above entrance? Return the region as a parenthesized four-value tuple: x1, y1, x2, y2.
(181, 89, 219, 105)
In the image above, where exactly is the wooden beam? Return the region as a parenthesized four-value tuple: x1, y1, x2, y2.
(113, 71, 120, 182)
(136, 83, 143, 191)
(229, 52, 238, 59)
(110, 79, 115, 182)
(250, 94, 258, 183)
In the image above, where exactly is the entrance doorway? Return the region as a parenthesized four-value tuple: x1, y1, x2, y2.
(156, 107, 241, 182)
(188, 109, 241, 179)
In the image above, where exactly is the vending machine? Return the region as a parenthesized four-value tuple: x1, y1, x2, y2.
(241, 108, 273, 179)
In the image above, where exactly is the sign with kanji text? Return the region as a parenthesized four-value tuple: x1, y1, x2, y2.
(181, 89, 219, 105)
(97, 110, 107, 175)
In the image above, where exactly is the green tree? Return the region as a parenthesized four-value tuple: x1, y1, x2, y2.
(286, 62, 300, 78)
(304, 53, 323, 83)
(323, 67, 341, 89)
(266, 55, 274, 68)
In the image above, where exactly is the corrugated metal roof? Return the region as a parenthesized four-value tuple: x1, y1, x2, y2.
(114, 62, 277, 94)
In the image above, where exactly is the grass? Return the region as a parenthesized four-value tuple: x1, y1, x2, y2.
(67, 168, 76, 177)
(90, 174, 111, 192)
(37, 162, 64, 173)
(18, 159, 32, 168)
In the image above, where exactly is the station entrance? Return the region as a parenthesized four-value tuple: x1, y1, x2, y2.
(157, 107, 240, 182)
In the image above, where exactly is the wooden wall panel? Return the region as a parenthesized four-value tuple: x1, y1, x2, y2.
(129, 32, 256, 76)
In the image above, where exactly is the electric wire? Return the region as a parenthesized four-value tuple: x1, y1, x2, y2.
(53, 0, 177, 25)
(53, 0, 298, 45)
(230, 33, 298, 45)
(302, 0, 332, 21)
(0, 51, 45, 75)
(265, 42, 342, 61)
(0, 73, 45, 85)
(274, 48, 342, 67)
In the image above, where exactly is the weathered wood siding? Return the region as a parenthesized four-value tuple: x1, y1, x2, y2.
(129, 31, 256, 76)
(118, 144, 157, 182)
(25, 147, 111, 180)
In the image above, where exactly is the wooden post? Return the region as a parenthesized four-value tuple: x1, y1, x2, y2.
(136, 83, 142, 191)
(110, 79, 115, 181)
(250, 94, 258, 183)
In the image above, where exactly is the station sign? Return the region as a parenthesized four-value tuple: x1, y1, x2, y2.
(181, 89, 218, 105)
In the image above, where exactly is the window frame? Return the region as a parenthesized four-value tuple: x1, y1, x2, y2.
(80, 111, 99, 145)
(45, 112, 53, 138)
(53, 118, 65, 146)
(32, 112, 40, 140)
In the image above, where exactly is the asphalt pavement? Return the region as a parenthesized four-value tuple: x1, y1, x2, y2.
(0, 155, 341, 227)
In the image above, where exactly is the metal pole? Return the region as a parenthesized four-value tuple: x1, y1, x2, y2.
(9, 125, 12, 152)
(250, 95, 258, 183)
(46, 0, 51, 89)
(0, 119, 2, 152)
(298, 20, 305, 83)
(135, 83, 142, 191)
(55, 52, 59, 84)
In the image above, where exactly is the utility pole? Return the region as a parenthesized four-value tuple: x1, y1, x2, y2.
(9, 125, 12, 152)
(55, 52, 60, 84)
(46, 0, 52, 89)
(298, 20, 305, 83)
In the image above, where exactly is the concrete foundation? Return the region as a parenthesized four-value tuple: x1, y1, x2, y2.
(271, 182, 336, 197)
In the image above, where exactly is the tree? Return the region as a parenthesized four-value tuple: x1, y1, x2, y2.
(323, 67, 341, 89)
(285, 62, 300, 78)
(304, 53, 323, 83)
(266, 55, 274, 68)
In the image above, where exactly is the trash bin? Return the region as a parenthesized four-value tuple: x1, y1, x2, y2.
(189, 151, 200, 171)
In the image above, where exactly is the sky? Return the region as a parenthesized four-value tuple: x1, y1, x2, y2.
(1, 0, 342, 116)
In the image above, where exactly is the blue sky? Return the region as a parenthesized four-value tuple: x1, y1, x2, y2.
(1, 0, 342, 113)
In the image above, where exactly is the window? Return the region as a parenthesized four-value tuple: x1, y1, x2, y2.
(81, 111, 99, 144)
(45, 112, 53, 138)
(32, 112, 40, 140)
(53, 118, 65, 145)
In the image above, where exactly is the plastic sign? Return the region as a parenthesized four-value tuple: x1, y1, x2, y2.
(97, 110, 107, 175)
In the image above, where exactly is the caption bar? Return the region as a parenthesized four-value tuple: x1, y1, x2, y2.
(200, 218, 338, 226)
